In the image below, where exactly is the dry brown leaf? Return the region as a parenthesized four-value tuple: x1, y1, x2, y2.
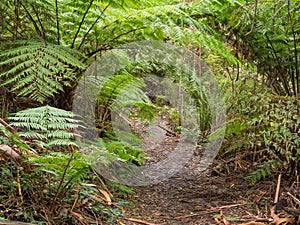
(71, 211, 85, 221)
(275, 217, 295, 225)
(215, 211, 232, 225)
(97, 188, 112, 205)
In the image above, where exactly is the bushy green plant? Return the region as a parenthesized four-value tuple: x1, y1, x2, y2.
(0, 105, 133, 224)
(220, 74, 299, 183)
(245, 95, 300, 182)
(0, 151, 125, 224)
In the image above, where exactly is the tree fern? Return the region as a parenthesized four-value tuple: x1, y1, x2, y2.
(92, 0, 239, 64)
(9, 105, 81, 149)
(0, 40, 86, 102)
(228, 0, 300, 96)
(0, 0, 239, 109)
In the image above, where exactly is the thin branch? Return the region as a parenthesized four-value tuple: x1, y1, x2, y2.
(14, 0, 20, 39)
(31, 4, 46, 40)
(77, 0, 112, 50)
(0, 117, 17, 135)
(0, 220, 36, 225)
(105, 27, 145, 44)
(85, 45, 111, 59)
(265, 34, 291, 95)
(55, 0, 60, 45)
(86, 27, 145, 58)
(71, 0, 94, 49)
(287, 0, 299, 97)
(19, 1, 42, 37)
(50, 152, 74, 211)
(123, 217, 162, 225)
(175, 203, 246, 219)
(86, 26, 145, 57)
(245, 0, 258, 36)
(4, 21, 24, 37)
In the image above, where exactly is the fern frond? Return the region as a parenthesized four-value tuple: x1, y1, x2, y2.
(9, 105, 82, 148)
(95, 0, 239, 64)
(0, 40, 86, 102)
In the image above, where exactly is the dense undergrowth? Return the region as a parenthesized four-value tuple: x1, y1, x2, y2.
(219, 75, 300, 183)
(0, 106, 136, 224)
(0, 0, 299, 224)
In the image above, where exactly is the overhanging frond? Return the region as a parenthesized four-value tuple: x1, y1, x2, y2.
(0, 40, 86, 102)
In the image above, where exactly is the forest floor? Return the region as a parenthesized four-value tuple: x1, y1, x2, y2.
(120, 117, 299, 225)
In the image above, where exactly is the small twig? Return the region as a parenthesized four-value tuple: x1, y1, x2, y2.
(16, 167, 23, 205)
(0, 220, 36, 225)
(284, 207, 300, 216)
(50, 151, 75, 211)
(88, 194, 123, 210)
(226, 218, 272, 223)
(0, 117, 17, 135)
(71, 186, 79, 212)
(91, 167, 112, 196)
(270, 174, 282, 221)
(157, 124, 177, 137)
(274, 174, 281, 204)
(287, 191, 300, 206)
(175, 203, 246, 219)
(255, 191, 267, 204)
(175, 210, 218, 219)
(123, 217, 162, 225)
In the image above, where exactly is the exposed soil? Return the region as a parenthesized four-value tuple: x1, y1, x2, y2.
(120, 116, 299, 225)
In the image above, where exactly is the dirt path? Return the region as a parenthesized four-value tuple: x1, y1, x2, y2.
(123, 164, 276, 225)
(121, 117, 275, 225)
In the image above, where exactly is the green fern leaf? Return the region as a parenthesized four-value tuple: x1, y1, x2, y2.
(9, 105, 82, 148)
(0, 40, 86, 102)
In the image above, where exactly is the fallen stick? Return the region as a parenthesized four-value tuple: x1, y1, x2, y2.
(0, 220, 36, 225)
(286, 191, 300, 206)
(270, 174, 282, 222)
(274, 174, 281, 204)
(0, 144, 21, 160)
(157, 124, 177, 137)
(0, 117, 17, 135)
(175, 203, 246, 219)
(123, 217, 162, 225)
(226, 218, 272, 223)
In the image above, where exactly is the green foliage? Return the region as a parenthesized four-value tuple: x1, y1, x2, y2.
(105, 140, 148, 166)
(223, 90, 300, 182)
(219, 116, 250, 158)
(31, 151, 89, 184)
(0, 0, 246, 223)
(228, 0, 300, 96)
(0, 123, 30, 150)
(95, 71, 158, 135)
(9, 105, 81, 149)
(245, 95, 300, 182)
(0, 41, 86, 102)
(0, 151, 125, 224)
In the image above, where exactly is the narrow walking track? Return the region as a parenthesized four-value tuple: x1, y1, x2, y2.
(123, 165, 275, 225)
(121, 117, 273, 225)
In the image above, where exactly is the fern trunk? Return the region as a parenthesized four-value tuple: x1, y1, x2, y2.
(48, 85, 77, 111)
